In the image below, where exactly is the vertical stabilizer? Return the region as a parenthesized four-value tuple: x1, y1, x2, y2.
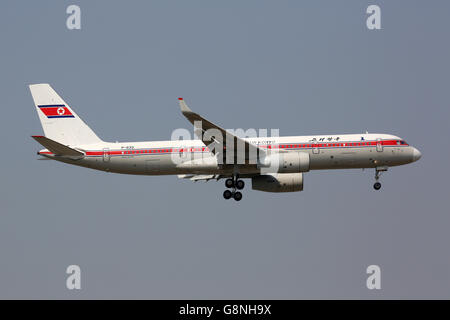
(29, 83, 102, 146)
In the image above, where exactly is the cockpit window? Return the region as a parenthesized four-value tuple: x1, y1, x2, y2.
(400, 140, 407, 145)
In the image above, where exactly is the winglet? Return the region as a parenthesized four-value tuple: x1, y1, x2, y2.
(178, 97, 193, 114)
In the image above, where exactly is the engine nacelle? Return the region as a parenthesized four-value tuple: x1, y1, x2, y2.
(258, 152, 310, 173)
(252, 173, 304, 193)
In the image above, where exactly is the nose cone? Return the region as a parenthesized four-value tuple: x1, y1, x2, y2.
(412, 147, 422, 162)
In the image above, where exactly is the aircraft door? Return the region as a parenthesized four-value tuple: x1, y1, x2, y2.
(376, 138, 383, 152)
(179, 145, 189, 161)
(103, 148, 110, 162)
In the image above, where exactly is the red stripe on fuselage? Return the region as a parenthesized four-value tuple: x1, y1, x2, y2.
(82, 139, 408, 157)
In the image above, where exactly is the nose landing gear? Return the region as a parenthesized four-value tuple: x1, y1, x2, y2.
(223, 176, 245, 201)
(373, 166, 388, 190)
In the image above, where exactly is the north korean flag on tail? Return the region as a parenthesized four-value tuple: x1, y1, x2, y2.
(38, 104, 75, 118)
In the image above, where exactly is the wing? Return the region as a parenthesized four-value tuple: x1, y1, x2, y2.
(178, 98, 264, 165)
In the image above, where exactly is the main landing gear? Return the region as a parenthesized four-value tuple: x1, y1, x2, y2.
(223, 176, 245, 201)
(373, 166, 388, 190)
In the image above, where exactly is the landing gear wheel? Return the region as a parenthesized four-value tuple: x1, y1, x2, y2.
(373, 182, 381, 190)
(223, 190, 232, 199)
(235, 180, 245, 190)
(225, 178, 234, 188)
(233, 191, 243, 201)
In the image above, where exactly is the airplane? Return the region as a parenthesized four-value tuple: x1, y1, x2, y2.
(30, 83, 422, 201)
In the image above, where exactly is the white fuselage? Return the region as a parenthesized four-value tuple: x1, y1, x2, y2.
(38, 133, 420, 176)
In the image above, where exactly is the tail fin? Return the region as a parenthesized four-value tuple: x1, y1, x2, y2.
(29, 84, 102, 146)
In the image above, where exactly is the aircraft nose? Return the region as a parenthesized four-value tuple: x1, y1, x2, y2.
(412, 147, 422, 162)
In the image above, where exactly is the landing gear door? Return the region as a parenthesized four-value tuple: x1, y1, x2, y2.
(376, 138, 383, 152)
(103, 148, 110, 162)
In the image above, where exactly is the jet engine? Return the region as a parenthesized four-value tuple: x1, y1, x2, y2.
(251, 173, 304, 193)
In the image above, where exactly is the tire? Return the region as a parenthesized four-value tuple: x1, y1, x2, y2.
(373, 182, 381, 190)
(235, 179, 245, 190)
(223, 190, 232, 199)
(225, 178, 234, 188)
(233, 191, 243, 201)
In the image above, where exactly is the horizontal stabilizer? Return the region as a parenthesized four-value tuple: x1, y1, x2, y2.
(32, 135, 84, 159)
